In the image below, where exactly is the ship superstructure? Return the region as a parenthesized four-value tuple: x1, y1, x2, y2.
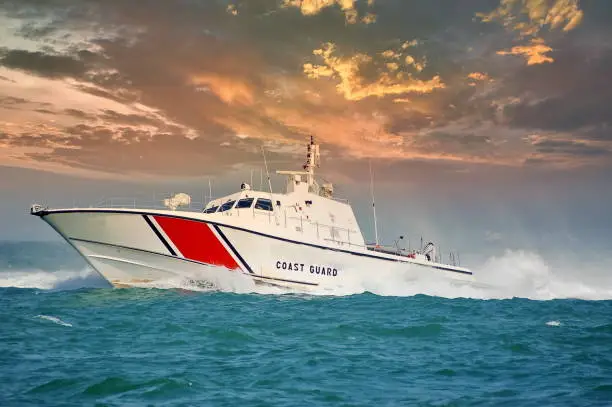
(31, 137, 472, 289)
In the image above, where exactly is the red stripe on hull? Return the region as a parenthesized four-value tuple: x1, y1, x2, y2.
(152, 216, 239, 270)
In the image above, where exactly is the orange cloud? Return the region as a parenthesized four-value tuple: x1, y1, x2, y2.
(190, 74, 255, 105)
(281, 0, 376, 24)
(496, 38, 554, 65)
(467, 72, 493, 86)
(303, 42, 444, 101)
(477, 0, 584, 37)
(478, 0, 582, 66)
(467, 72, 489, 81)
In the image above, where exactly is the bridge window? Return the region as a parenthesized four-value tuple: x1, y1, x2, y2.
(254, 198, 273, 211)
(203, 205, 219, 213)
(218, 200, 236, 212)
(236, 197, 254, 209)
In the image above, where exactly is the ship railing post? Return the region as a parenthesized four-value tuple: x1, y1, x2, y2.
(316, 222, 319, 239)
(284, 210, 287, 228)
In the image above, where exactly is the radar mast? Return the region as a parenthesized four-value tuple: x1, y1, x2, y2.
(276, 136, 331, 196)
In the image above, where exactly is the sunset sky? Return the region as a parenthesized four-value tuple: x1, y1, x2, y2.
(1, 0, 611, 268)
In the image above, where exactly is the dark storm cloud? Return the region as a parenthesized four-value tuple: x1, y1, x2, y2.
(0, 49, 88, 78)
(533, 139, 611, 157)
(503, 47, 612, 132)
(580, 125, 612, 142)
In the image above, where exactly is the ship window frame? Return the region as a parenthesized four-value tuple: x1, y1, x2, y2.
(254, 198, 273, 211)
(236, 197, 254, 209)
(218, 200, 236, 212)
(203, 205, 219, 213)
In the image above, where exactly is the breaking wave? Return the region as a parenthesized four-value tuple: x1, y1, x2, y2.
(1, 250, 611, 300)
(347, 250, 612, 300)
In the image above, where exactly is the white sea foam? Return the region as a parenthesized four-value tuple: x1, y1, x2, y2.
(2, 250, 612, 300)
(546, 320, 562, 326)
(35, 314, 73, 327)
(344, 250, 612, 301)
(0, 268, 110, 290)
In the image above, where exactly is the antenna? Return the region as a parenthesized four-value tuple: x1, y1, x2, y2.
(261, 146, 275, 214)
(208, 178, 212, 204)
(369, 160, 379, 246)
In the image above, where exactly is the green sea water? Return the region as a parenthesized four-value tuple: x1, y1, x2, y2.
(1, 242, 612, 406)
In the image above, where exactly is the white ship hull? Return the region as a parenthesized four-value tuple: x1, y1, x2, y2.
(34, 208, 473, 291)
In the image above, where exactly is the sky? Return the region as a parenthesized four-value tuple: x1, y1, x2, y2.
(1, 0, 611, 269)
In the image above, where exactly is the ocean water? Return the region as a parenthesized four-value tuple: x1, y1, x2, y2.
(2, 242, 612, 406)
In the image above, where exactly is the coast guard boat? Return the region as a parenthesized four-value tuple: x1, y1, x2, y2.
(30, 138, 473, 290)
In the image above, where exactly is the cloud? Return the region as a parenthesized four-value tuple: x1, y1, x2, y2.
(0, 49, 88, 78)
(477, 0, 584, 66)
(190, 73, 256, 106)
(496, 38, 554, 65)
(0, 0, 610, 179)
(477, 0, 584, 37)
(467, 72, 492, 86)
(500, 47, 612, 132)
(523, 136, 612, 168)
(303, 42, 444, 101)
(281, 0, 376, 24)
(533, 138, 610, 157)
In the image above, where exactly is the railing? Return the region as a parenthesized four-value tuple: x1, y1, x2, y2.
(90, 193, 220, 212)
(216, 206, 366, 249)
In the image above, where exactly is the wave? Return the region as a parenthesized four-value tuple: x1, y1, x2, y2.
(349, 250, 612, 300)
(1, 250, 611, 300)
(35, 314, 73, 327)
(0, 268, 110, 290)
